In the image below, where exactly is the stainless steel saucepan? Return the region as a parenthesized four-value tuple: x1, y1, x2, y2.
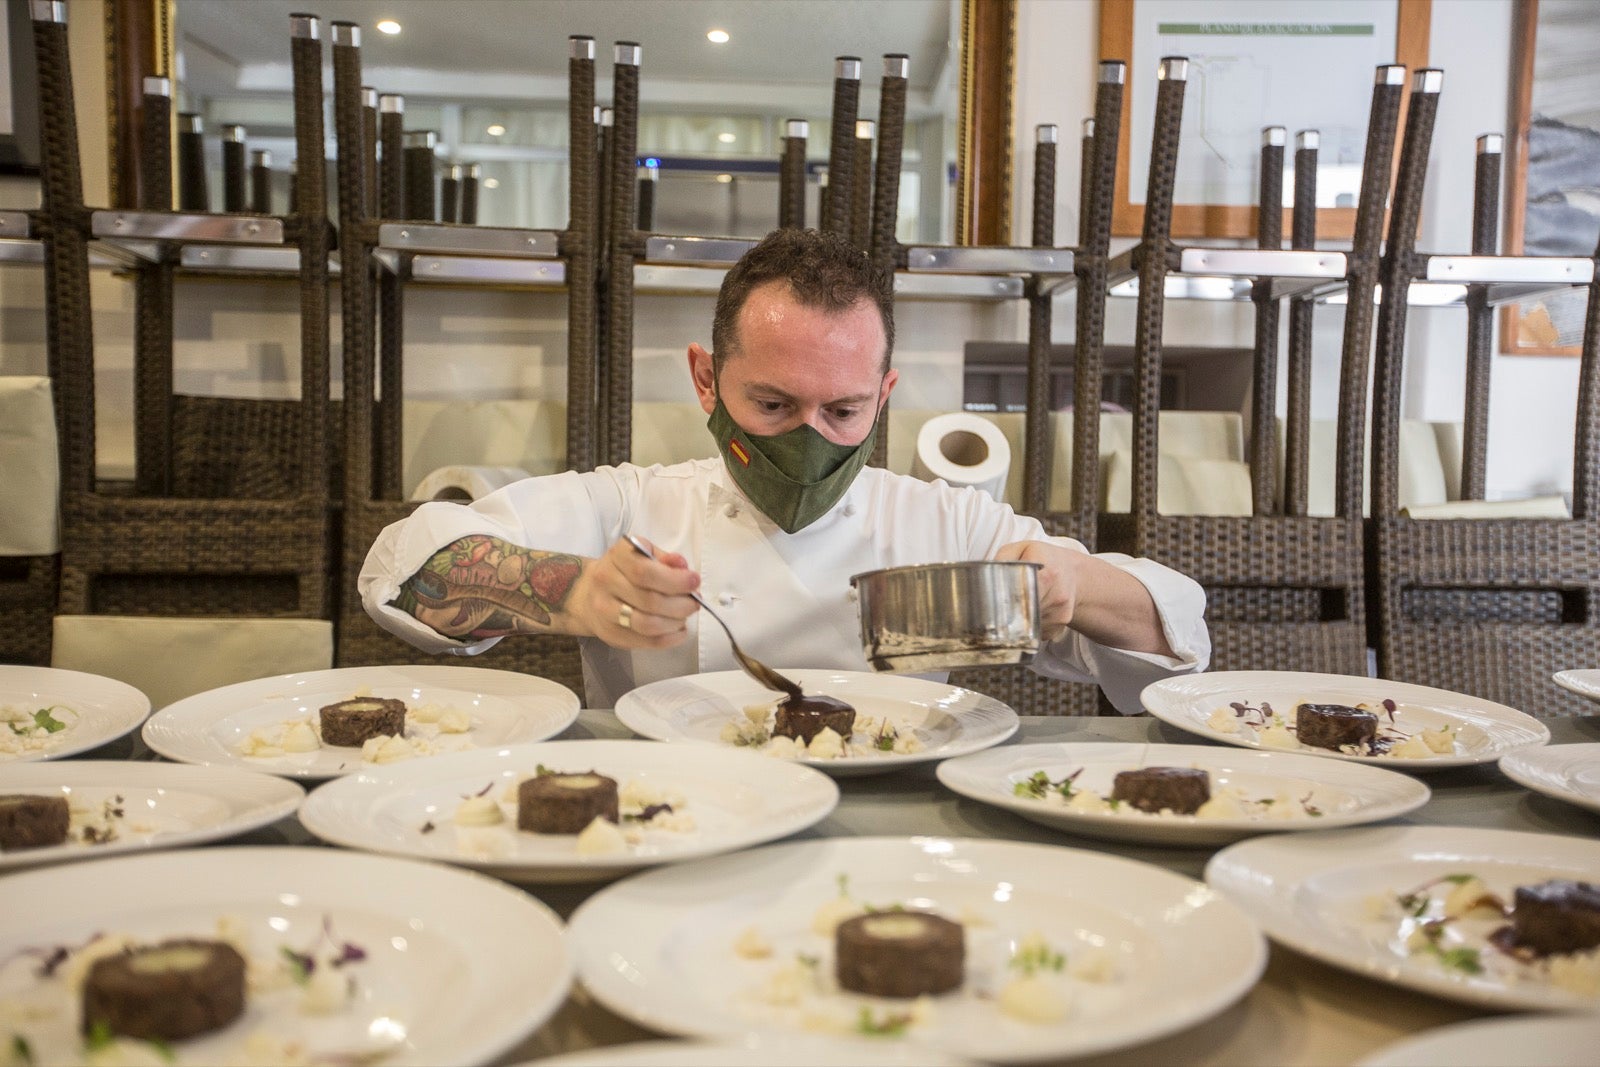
(849, 560, 1043, 673)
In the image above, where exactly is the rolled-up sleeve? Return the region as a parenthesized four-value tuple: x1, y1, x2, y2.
(1028, 552, 1210, 714)
(358, 471, 617, 656)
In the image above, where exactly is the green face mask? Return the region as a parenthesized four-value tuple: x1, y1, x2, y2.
(708, 396, 879, 534)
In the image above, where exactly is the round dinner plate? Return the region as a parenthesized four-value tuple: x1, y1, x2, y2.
(614, 669, 1019, 777)
(1355, 1014, 1600, 1067)
(1206, 825, 1600, 1012)
(0, 846, 570, 1066)
(567, 836, 1265, 1064)
(1142, 671, 1550, 771)
(0, 665, 150, 762)
(524, 1035, 974, 1066)
(143, 664, 579, 779)
(1553, 669, 1600, 706)
(936, 742, 1431, 847)
(1499, 743, 1600, 817)
(299, 739, 839, 884)
(0, 761, 303, 872)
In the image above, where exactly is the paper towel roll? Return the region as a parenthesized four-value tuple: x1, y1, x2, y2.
(911, 413, 1011, 501)
(410, 465, 532, 502)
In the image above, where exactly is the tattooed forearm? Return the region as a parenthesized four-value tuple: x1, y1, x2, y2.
(394, 535, 585, 640)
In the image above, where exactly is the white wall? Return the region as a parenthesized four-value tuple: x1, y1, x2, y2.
(1011, 0, 1583, 501)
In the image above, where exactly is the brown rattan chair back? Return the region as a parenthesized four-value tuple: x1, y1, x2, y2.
(1369, 72, 1600, 717)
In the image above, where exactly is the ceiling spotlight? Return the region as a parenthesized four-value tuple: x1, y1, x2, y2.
(376, 19, 401, 35)
(707, 29, 730, 44)
(716, 173, 733, 183)
(486, 124, 506, 137)
(717, 132, 736, 144)
(483, 178, 500, 189)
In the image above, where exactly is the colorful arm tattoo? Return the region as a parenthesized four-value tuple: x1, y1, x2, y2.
(394, 535, 585, 640)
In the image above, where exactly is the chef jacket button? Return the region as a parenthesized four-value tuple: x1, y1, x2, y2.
(842, 503, 857, 517)
(718, 592, 738, 607)
(724, 503, 740, 518)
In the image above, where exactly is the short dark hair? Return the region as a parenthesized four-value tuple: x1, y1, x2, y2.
(709, 228, 895, 377)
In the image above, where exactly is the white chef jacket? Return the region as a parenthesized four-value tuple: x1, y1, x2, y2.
(359, 458, 1210, 712)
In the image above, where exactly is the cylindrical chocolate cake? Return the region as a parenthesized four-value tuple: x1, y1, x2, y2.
(1510, 879, 1600, 956)
(518, 771, 620, 833)
(835, 911, 964, 998)
(1295, 703, 1378, 752)
(0, 794, 70, 850)
(773, 695, 856, 744)
(82, 939, 247, 1041)
(1111, 766, 1211, 814)
(318, 697, 407, 747)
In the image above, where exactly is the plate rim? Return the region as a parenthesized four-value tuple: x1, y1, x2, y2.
(1498, 742, 1600, 816)
(935, 741, 1433, 842)
(1204, 824, 1600, 1012)
(567, 835, 1267, 1063)
(0, 664, 152, 762)
(140, 663, 581, 779)
(0, 760, 305, 871)
(1141, 670, 1552, 770)
(1553, 670, 1600, 702)
(1354, 1013, 1600, 1067)
(614, 668, 1020, 774)
(0, 844, 573, 1066)
(297, 738, 841, 878)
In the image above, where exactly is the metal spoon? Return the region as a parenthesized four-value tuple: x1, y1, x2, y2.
(624, 534, 802, 701)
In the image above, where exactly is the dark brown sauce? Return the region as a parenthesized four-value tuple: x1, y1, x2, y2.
(781, 693, 856, 716)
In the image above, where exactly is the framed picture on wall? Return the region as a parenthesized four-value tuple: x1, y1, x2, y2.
(0, 0, 41, 175)
(1500, 0, 1600, 356)
(1099, 0, 1430, 238)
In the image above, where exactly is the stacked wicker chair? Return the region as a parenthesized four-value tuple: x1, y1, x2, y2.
(30, 6, 334, 624)
(1095, 59, 1412, 679)
(327, 24, 591, 697)
(0, 374, 60, 666)
(1368, 73, 1600, 717)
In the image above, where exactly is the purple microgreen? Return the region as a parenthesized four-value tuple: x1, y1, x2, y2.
(624, 803, 674, 823)
(419, 820, 436, 834)
(1382, 698, 1398, 721)
(333, 940, 367, 968)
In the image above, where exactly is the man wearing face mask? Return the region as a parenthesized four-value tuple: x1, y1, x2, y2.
(359, 228, 1209, 712)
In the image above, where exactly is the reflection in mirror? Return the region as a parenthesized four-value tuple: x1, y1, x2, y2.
(174, 0, 961, 242)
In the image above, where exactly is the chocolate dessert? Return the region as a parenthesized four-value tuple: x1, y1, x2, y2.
(82, 939, 247, 1041)
(1111, 767, 1211, 814)
(317, 697, 407, 747)
(1296, 703, 1378, 752)
(836, 911, 965, 998)
(0, 794, 70, 850)
(1509, 879, 1600, 956)
(517, 771, 620, 833)
(773, 694, 856, 745)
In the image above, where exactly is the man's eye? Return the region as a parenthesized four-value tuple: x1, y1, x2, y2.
(757, 400, 787, 413)
(829, 407, 860, 421)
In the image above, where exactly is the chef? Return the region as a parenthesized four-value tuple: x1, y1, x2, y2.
(359, 228, 1209, 711)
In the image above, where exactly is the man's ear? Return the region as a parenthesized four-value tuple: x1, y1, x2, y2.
(878, 367, 899, 410)
(688, 343, 717, 415)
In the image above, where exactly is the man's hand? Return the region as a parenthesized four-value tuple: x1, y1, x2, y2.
(993, 540, 1174, 658)
(567, 537, 701, 650)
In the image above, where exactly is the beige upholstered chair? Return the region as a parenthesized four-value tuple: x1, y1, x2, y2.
(0, 376, 61, 665)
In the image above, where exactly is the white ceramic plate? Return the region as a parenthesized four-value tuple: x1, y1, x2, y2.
(615, 670, 1018, 777)
(0, 665, 150, 762)
(936, 742, 1432, 847)
(567, 837, 1265, 1064)
(1206, 825, 1600, 1012)
(142, 664, 580, 779)
(1499, 743, 1600, 817)
(0, 846, 570, 1066)
(1142, 671, 1550, 771)
(1356, 1014, 1600, 1067)
(1553, 670, 1600, 706)
(525, 1036, 974, 1066)
(299, 739, 839, 884)
(0, 761, 303, 871)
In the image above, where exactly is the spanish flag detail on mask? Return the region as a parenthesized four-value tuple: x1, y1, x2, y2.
(729, 439, 751, 466)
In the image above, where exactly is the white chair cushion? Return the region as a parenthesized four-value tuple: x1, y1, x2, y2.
(51, 616, 333, 711)
(1293, 418, 1449, 517)
(1403, 495, 1570, 520)
(631, 402, 715, 468)
(1101, 451, 1254, 515)
(0, 376, 60, 555)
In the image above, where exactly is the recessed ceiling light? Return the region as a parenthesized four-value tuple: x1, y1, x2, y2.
(707, 29, 730, 44)
(716, 173, 733, 183)
(376, 19, 401, 35)
(717, 132, 736, 144)
(486, 124, 506, 137)
(483, 178, 500, 189)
